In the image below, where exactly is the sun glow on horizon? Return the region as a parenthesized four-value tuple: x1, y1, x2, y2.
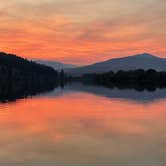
(0, 0, 165, 65)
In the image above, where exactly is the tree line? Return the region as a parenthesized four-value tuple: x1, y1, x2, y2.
(82, 69, 166, 91)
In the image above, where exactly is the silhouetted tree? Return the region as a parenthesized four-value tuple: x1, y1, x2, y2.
(60, 69, 65, 81)
(81, 69, 166, 91)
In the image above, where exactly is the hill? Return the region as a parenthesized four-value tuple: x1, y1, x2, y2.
(0, 52, 58, 102)
(65, 53, 166, 76)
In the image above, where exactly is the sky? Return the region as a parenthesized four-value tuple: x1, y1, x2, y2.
(0, 0, 165, 65)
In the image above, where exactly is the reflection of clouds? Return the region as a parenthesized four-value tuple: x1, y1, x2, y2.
(0, 93, 165, 165)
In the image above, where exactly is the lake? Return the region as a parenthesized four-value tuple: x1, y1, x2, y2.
(0, 83, 165, 166)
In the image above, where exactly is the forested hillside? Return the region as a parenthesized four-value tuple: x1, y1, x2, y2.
(82, 69, 166, 91)
(0, 52, 58, 102)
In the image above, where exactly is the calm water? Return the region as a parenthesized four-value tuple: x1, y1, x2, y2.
(0, 83, 166, 166)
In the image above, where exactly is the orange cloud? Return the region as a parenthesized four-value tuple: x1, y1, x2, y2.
(0, 0, 165, 64)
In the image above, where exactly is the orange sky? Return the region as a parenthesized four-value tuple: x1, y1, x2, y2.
(0, 0, 165, 65)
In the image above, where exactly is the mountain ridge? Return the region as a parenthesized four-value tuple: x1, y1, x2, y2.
(83, 53, 165, 66)
(33, 59, 77, 70)
(65, 53, 166, 76)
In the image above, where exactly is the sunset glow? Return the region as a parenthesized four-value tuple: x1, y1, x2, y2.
(0, 0, 165, 64)
(0, 92, 165, 164)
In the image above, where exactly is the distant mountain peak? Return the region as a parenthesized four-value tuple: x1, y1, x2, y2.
(33, 59, 77, 70)
(132, 53, 157, 58)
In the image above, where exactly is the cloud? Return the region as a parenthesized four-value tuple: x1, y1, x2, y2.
(0, 0, 165, 64)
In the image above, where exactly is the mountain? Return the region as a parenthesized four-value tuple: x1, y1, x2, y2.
(33, 59, 77, 70)
(65, 53, 166, 76)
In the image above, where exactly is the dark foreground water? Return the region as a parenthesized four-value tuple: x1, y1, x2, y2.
(0, 83, 165, 166)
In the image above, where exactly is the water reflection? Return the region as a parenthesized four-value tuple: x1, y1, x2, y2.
(41, 83, 166, 103)
(1, 82, 166, 104)
(0, 84, 57, 103)
(0, 84, 165, 166)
